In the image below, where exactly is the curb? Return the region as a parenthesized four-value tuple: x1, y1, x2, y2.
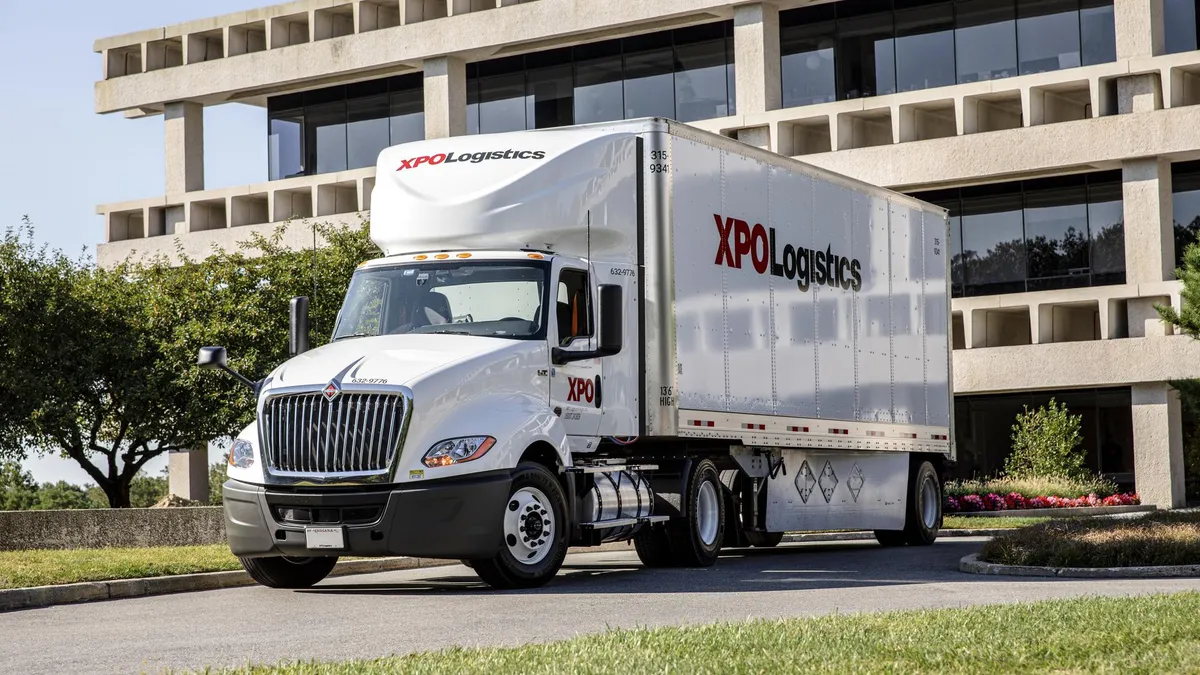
(1, 530, 1006, 613)
(959, 553, 1200, 578)
(950, 505, 1155, 519)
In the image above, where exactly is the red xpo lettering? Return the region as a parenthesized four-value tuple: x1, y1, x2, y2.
(713, 212, 864, 294)
(566, 377, 594, 404)
(712, 215, 769, 274)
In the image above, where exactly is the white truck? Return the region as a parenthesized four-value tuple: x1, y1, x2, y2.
(199, 118, 953, 590)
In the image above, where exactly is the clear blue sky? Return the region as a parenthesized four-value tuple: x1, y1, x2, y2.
(0, 1, 273, 483)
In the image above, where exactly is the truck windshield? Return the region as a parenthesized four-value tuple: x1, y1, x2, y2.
(332, 260, 550, 341)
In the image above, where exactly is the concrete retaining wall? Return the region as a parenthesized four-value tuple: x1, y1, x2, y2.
(0, 507, 225, 551)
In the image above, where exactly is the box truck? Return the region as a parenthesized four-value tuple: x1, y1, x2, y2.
(199, 118, 953, 590)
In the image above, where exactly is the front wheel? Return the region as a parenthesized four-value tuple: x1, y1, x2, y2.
(469, 462, 569, 589)
(239, 555, 338, 588)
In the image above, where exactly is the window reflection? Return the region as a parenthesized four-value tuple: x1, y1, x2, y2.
(913, 171, 1125, 298)
(780, 0, 1115, 104)
(1172, 161, 1200, 269)
(266, 74, 423, 180)
(1165, 0, 1199, 54)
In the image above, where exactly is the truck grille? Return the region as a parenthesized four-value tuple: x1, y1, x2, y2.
(261, 393, 407, 475)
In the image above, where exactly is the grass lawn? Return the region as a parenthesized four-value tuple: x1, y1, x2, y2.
(942, 515, 1048, 530)
(0, 545, 240, 589)
(981, 511, 1200, 567)
(195, 593, 1200, 674)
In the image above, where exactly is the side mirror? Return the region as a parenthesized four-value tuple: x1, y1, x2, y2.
(197, 346, 227, 369)
(551, 284, 623, 365)
(290, 296, 310, 357)
(196, 346, 256, 390)
(597, 285, 623, 355)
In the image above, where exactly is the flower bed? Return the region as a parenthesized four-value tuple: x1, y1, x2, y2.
(946, 491, 1140, 513)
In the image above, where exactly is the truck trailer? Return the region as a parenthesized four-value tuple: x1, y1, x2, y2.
(199, 118, 953, 590)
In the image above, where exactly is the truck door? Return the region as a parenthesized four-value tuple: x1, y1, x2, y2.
(549, 261, 603, 437)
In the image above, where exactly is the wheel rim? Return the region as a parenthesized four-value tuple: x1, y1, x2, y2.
(920, 475, 939, 529)
(695, 479, 720, 546)
(503, 486, 555, 566)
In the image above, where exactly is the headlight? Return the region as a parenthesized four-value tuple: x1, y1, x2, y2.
(423, 436, 495, 468)
(230, 439, 256, 469)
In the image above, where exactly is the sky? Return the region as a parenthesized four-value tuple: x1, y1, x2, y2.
(0, 1, 272, 484)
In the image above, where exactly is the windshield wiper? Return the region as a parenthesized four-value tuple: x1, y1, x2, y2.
(424, 329, 473, 336)
(333, 333, 375, 341)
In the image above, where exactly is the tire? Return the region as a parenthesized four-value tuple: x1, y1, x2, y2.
(745, 530, 784, 548)
(633, 524, 675, 567)
(469, 462, 569, 589)
(873, 459, 942, 547)
(239, 555, 338, 589)
(719, 469, 749, 548)
(668, 460, 724, 566)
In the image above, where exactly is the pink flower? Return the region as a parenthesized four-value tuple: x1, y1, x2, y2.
(961, 494, 985, 512)
(946, 496, 960, 513)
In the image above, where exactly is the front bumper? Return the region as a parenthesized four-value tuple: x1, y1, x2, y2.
(223, 470, 512, 560)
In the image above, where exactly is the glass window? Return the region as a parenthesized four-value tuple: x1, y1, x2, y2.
(894, 2, 957, 93)
(307, 101, 348, 175)
(268, 110, 304, 180)
(955, 0, 1018, 83)
(389, 86, 424, 146)
(623, 35, 676, 119)
(574, 42, 624, 124)
(526, 64, 573, 129)
(557, 268, 593, 344)
(346, 94, 391, 170)
(1173, 163, 1200, 269)
(1165, 0, 1199, 54)
(726, 36, 737, 116)
(478, 72, 528, 134)
(1023, 183, 1090, 290)
(949, 213, 965, 295)
(836, 6, 896, 99)
(960, 192, 1026, 296)
(781, 6, 837, 107)
(675, 38, 732, 122)
(1087, 180, 1125, 285)
(1080, 0, 1116, 65)
(1016, 0, 1082, 75)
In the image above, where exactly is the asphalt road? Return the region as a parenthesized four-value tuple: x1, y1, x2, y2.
(3, 537, 1200, 675)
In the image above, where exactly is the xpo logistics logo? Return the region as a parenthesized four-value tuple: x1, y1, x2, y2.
(714, 214, 863, 293)
(396, 149, 547, 171)
(566, 376, 595, 404)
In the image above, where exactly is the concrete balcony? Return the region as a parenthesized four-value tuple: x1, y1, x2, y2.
(687, 50, 1200, 191)
(93, 0, 730, 115)
(96, 168, 375, 267)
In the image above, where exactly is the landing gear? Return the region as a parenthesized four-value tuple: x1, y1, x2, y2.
(874, 459, 942, 547)
(634, 459, 724, 568)
(470, 462, 569, 589)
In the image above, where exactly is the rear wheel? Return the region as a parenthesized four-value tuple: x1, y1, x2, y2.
(745, 531, 784, 548)
(634, 460, 724, 568)
(469, 462, 569, 589)
(873, 459, 942, 547)
(239, 555, 338, 589)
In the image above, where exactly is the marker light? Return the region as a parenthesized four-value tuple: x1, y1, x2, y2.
(422, 436, 496, 468)
(456, 253, 472, 258)
(414, 255, 428, 260)
(434, 253, 450, 259)
(527, 253, 544, 259)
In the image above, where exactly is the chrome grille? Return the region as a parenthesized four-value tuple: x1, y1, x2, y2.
(261, 392, 406, 475)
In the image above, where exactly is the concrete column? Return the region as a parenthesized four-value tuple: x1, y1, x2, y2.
(1122, 158, 1174, 283)
(168, 445, 210, 504)
(1117, 74, 1164, 113)
(733, 3, 781, 115)
(735, 126, 771, 151)
(423, 56, 466, 139)
(1132, 383, 1186, 508)
(1114, 0, 1165, 59)
(164, 101, 204, 194)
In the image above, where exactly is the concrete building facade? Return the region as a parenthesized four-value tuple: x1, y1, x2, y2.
(93, 0, 1200, 506)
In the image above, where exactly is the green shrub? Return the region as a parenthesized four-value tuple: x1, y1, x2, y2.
(943, 475, 1118, 500)
(1004, 398, 1086, 480)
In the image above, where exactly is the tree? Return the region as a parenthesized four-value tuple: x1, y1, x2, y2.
(209, 457, 229, 506)
(0, 461, 38, 511)
(1005, 398, 1086, 480)
(129, 468, 169, 508)
(0, 219, 378, 507)
(1158, 227, 1200, 337)
(33, 481, 93, 510)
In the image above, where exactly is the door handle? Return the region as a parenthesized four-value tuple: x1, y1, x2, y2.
(594, 375, 602, 409)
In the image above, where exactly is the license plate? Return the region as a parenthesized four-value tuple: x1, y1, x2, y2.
(305, 527, 345, 550)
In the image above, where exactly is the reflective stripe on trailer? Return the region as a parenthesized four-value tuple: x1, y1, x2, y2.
(931, 434, 949, 440)
(690, 420, 716, 427)
(828, 428, 849, 435)
(787, 426, 810, 433)
(742, 423, 767, 430)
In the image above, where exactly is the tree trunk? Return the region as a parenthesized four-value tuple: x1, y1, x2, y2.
(101, 478, 133, 508)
